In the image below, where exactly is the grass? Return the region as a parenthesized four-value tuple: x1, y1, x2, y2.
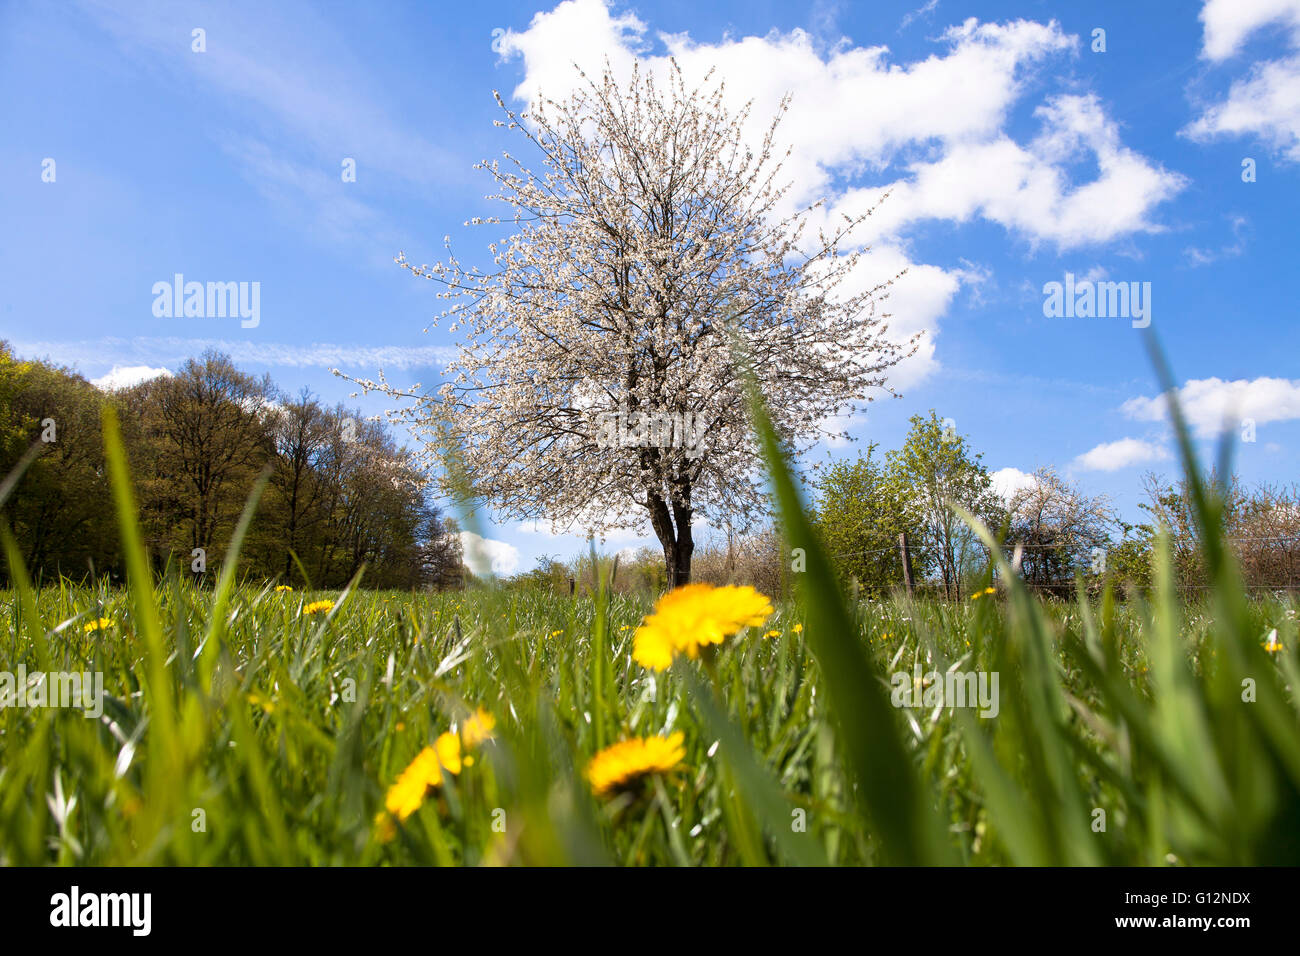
(1, 573, 1296, 865)
(1, 385, 1299, 866)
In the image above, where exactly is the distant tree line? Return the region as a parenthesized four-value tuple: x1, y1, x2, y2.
(0, 342, 463, 589)
(498, 409, 1300, 601)
(812, 410, 1300, 598)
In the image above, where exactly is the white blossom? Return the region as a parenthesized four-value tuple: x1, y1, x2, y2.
(359, 60, 915, 583)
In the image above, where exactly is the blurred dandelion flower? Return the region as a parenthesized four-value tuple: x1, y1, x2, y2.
(303, 600, 334, 616)
(632, 584, 772, 670)
(373, 811, 396, 843)
(587, 731, 686, 797)
(83, 617, 112, 634)
(384, 747, 445, 821)
(458, 707, 496, 749)
(433, 732, 467, 774)
(379, 707, 495, 829)
(275, 585, 293, 592)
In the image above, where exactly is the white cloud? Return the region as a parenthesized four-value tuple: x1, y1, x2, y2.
(899, 0, 939, 32)
(1184, 215, 1249, 266)
(1199, 0, 1300, 62)
(1073, 438, 1170, 472)
(13, 338, 454, 373)
(1123, 376, 1300, 438)
(499, 1, 1185, 390)
(90, 365, 172, 390)
(503, 6, 1181, 244)
(1186, 54, 1300, 161)
(615, 545, 645, 563)
(1185, 0, 1300, 161)
(459, 531, 520, 576)
(846, 94, 1186, 248)
(516, 519, 566, 536)
(990, 466, 1036, 501)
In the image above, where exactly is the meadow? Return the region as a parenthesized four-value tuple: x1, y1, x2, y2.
(1, 400, 1298, 867)
(2, 577, 1297, 866)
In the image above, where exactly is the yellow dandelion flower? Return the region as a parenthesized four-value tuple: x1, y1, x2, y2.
(970, 591, 983, 601)
(373, 810, 397, 843)
(548, 629, 563, 638)
(303, 599, 334, 616)
(632, 584, 773, 671)
(433, 731, 466, 774)
(380, 708, 495, 825)
(458, 707, 496, 749)
(984, 586, 997, 595)
(792, 623, 803, 634)
(764, 629, 781, 638)
(83, 617, 112, 634)
(384, 746, 444, 820)
(1263, 629, 1283, 653)
(275, 585, 293, 592)
(586, 731, 686, 797)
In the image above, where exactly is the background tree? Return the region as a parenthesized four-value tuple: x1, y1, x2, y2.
(1140, 471, 1300, 592)
(812, 443, 918, 593)
(0, 344, 463, 590)
(370, 61, 913, 586)
(419, 515, 465, 591)
(1005, 466, 1116, 595)
(265, 389, 334, 579)
(1107, 519, 1155, 594)
(125, 351, 274, 562)
(0, 343, 118, 582)
(887, 411, 999, 599)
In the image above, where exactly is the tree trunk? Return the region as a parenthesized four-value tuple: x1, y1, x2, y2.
(647, 494, 694, 588)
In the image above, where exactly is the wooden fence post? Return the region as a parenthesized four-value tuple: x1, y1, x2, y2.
(899, 532, 914, 597)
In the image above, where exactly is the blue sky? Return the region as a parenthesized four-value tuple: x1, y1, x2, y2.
(3, 0, 1298, 575)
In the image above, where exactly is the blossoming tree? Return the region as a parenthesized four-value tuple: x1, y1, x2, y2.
(371, 61, 913, 586)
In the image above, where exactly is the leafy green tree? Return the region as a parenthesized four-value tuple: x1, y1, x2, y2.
(887, 411, 1000, 599)
(812, 443, 918, 593)
(0, 343, 118, 582)
(1108, 520, 1155, 593)
(1, 344, 462, 590)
